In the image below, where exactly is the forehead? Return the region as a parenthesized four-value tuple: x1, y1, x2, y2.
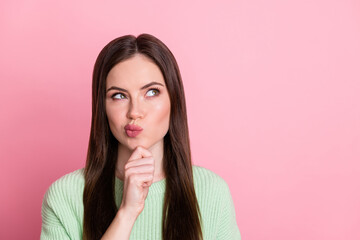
(106, 54, 165, 88)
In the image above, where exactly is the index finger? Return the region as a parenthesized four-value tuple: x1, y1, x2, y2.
(128, 145, 152, 162)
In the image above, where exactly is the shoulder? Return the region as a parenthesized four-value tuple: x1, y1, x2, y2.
(192, 165, 231, 199)
(42, 168, 85, 212)
(45, 168, 85, 197)
(41, 169, 85, 239)
(192, 166, 241, 239)
(192, 165, 229, 189)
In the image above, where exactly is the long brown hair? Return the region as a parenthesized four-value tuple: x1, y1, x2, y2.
(83, 34, 203, 240)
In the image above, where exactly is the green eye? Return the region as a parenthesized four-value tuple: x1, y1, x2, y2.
(146, 88, 160, 97)
(112, 93, 126, 99)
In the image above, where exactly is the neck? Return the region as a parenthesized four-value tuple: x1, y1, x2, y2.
(115, 140, 165, 183)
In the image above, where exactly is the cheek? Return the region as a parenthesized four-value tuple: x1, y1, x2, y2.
(153, 99, 171, 124)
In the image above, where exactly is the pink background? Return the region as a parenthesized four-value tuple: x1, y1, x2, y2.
(1, 0, 359, 239)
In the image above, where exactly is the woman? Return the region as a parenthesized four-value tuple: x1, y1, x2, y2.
(41, 33, 241, 240)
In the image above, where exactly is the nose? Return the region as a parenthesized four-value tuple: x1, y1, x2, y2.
(126, 99, 144, 121)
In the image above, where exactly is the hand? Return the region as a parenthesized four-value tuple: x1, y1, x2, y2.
(119, 146, 155, 217)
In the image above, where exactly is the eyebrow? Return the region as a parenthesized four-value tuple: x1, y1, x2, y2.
(106, 82, 165, 93)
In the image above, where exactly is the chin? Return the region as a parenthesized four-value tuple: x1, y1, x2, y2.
(119, 135, 163, 151)
(124, 139, 151, 150)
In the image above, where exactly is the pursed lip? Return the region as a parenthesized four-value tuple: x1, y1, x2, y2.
(124, 124, 143, 137)
(124, 124, 143, 131)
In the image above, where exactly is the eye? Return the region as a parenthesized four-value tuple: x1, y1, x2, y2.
(146, 88, 160, 97)
(111, 93, 126, 100)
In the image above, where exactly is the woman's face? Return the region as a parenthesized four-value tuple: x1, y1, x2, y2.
(105, 54, 171, 151)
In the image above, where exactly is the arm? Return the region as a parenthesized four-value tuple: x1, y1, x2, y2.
(101, 146, 155, 240)
(216, 182, 241, 240)
(40, 189, 71, 240)
(101, 207, 137, 240)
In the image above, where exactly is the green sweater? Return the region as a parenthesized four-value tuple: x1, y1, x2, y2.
(41, 166, 241, 239)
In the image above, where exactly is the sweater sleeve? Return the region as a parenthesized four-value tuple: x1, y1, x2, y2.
(40, 187, 71, 240)
(216, 181, 241, 240)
